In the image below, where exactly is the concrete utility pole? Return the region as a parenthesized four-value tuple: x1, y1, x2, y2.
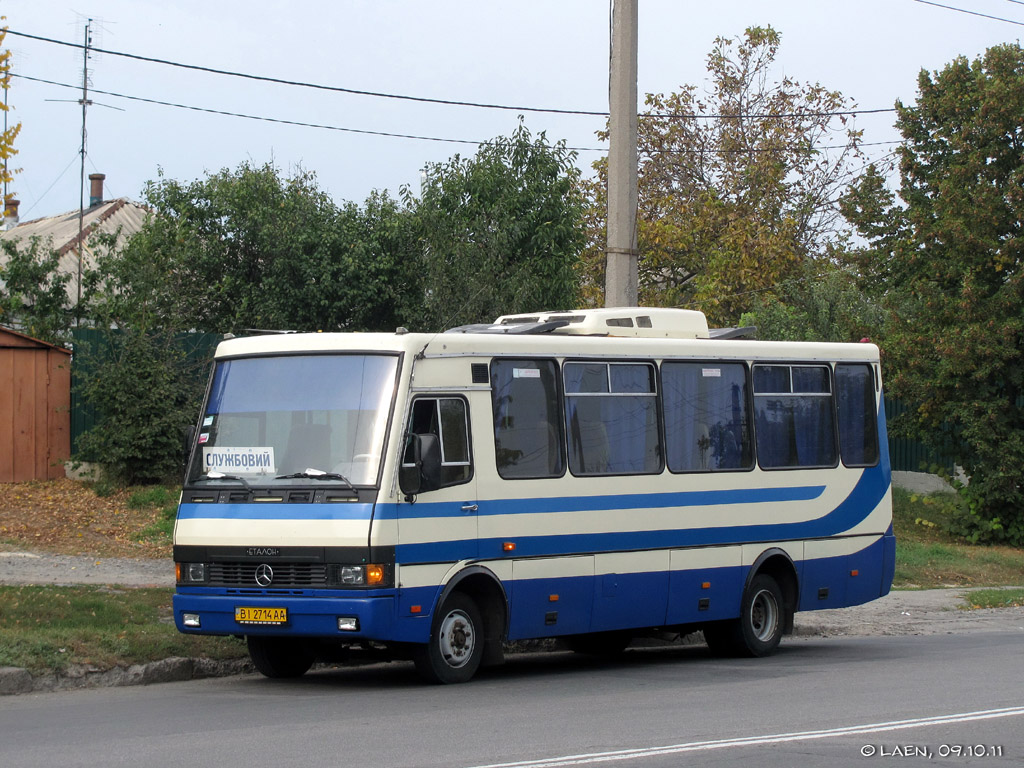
(605, 0, 638, 308)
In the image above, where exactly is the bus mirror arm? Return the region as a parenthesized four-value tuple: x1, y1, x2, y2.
(400, 433, 443, 501)
(182, 425, 197, 478)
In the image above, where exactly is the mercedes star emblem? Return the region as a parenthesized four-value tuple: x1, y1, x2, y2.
(254, 563, 274, 587)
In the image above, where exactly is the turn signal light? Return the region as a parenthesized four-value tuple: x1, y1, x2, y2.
(366, 564, 384, 585)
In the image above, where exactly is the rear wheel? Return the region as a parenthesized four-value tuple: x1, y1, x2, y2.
(704, 573, 784, 657)
(414, 592, 483, 684)
(247, 636, 315, 678)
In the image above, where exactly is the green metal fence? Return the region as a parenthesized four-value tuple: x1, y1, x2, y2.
(70, 329, 221, 457)
(884, 396, 956, 474)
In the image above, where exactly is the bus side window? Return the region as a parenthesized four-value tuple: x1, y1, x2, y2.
(564, 361, 662, 476)
(663, 362, 753, 472)
(402, 397, 472, 488)
(836, 363, 879, 467)
(753, 364, 838, 469)
(491, 359, 566, 479)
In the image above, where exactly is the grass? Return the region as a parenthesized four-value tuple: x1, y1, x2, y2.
(127, 485, 179, 544)
(891, 487, 1024, 588)
(963, 588, 1024, 610)
(0, 585, 246, 674)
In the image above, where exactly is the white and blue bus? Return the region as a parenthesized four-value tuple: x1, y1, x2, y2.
(173, 308, 895, 683)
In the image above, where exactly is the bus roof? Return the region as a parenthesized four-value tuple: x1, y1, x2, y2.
(212, 309, 880, 364)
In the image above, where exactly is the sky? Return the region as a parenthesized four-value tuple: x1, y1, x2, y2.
(3, 0, 1023, 221)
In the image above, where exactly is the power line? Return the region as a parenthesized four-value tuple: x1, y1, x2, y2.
(7, 27, 896, 121)
(6, 28, 608, 117)
(15, 73, 513, 149)
(18, 72, 904, 156)
(912, 0, 1024, 26)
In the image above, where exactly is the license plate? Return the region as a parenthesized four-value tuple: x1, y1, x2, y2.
(235, 606, 288, 625)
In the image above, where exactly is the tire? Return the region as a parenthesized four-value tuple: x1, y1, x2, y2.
(414, 592, 484, 684)
(247, 636, 315, 679)
(704, 573, 784, 658)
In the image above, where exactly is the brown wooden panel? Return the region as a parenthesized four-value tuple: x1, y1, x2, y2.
(12, 349, 37, 483)
(33, 350, 49, 479)
(0, 348, 14, 482)
(47, 350, 70, 478)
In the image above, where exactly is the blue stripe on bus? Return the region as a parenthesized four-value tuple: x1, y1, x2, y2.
(395, 463, 891, 563)
(174, 485, 824, 522)
(176, 502, 376, 521)
(389, 484, 826, 520)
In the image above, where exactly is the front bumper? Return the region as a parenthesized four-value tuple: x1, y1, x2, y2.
(173, 589, 397, 639)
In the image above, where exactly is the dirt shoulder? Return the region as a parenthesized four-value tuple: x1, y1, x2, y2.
(0, 478, 170, 559)
(792, 587, 1024, 638)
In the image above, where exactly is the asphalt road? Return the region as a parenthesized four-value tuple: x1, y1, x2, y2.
(1, 629, 1022, 768)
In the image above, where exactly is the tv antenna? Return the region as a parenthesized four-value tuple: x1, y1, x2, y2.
(44, 18, 123, 321)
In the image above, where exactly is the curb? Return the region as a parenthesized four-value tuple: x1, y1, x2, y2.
(0, 657, 253, 696)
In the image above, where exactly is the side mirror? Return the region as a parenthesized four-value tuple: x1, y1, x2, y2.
(399, 433, 442, 498)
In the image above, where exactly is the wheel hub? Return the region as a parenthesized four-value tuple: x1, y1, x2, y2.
(439, 609, 475, 668)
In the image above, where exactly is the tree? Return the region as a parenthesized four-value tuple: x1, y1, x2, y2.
(843, 43, 1024, 542)
(72, 231, 209, 484)
(133, 162, 416, 334)
(0, 236, 72, 344)
(739, 260, 883, 343)
(0, 21, 20, 211)
(413, 122, 586, 330)
(582, 26, 866, 325)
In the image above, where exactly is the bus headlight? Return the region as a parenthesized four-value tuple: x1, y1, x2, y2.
(340, 566, 365, 585)
(176, 562, 207, 584)
(337, 564, 386, 586)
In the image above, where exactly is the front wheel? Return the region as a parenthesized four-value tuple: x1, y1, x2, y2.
(247, 636, 315, 678)
(414, 592, 483, 684)
(704, 573, 784, 657)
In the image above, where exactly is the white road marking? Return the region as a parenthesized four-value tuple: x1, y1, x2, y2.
(468, 706, 1024, 768)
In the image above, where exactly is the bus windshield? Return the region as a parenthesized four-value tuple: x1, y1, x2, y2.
(187, 353, 399, 487)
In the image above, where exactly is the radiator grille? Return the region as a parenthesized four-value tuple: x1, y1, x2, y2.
(207, 562, 328, 588)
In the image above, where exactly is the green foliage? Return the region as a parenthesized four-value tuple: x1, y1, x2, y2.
(132, 163, 417, 333)
(740, 261, 883, 342)
(891, 488, 1024, 587)
(74, 329, 203, 485)
(413, 121, 585, 329)
(126, 485, 177, 510)
(582, 26, 866, 324)
(844, 42, 1024, 542)
(0, 236, 72, 345)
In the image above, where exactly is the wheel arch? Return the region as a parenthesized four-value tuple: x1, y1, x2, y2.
(437, 565, 508, 666)
(746, 548, 799, 634)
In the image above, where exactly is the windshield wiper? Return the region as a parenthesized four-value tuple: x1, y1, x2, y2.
(275, 468, 356, 492)
(196, 472, 252, 486)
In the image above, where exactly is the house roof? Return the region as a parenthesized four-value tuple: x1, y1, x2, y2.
(0, 325, 72, 354)
(0, 198, 149, 305)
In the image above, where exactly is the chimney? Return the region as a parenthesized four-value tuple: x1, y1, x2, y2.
(3, 198, 18, 229)
(89, 173, 106, 207)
